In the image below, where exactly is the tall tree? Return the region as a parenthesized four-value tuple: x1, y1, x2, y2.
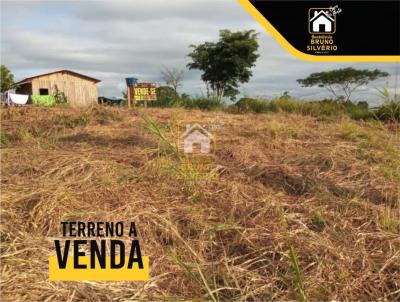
(0, 65, 14, 92)
(297, 67, 389, 102)
(187, 29, 259, 101)
(161, 67, 184, 95)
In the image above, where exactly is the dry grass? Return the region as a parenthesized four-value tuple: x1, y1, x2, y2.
(1, 106, 399, 301)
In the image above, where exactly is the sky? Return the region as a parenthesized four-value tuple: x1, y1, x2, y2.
(1, 0, 399, 104)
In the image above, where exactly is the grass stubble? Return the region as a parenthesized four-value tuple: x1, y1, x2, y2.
(0, 106, 399, 301)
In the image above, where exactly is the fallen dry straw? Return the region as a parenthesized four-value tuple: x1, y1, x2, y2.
(1, 106, 399, 301)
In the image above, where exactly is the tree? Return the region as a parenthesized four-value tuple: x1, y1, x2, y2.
(187, 29, 259, 102)
(0, 65, 14, 92)
(297, 67, 389, 102)
(156, 86, 177, 101)
(280, 91, 291, 99)
(161, 67, 184, 95)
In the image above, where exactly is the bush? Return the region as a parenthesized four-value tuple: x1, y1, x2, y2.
(150, 93, 222, 111)
(149, 89, 399, 123)
(148, 97, 176, 108)
(232, 97, 377, 121)
(301, 100, 344, 117)
(373, 101, 400, 122)
(53, 85, 68, 104)
(234, 98, 341, 116)
(182, 96, 222, 110)
(357, 101, 369, 109)
(370, 87, 400, 122)
(345, 102, 374, 120)
(268, 98, 302, 113)
(148, 86, 178, 108)
(235, 97, 268, 113)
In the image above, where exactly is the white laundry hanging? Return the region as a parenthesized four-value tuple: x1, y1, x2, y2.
(8, 93, 29, 105)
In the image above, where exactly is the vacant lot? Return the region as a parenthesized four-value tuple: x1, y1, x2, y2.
(1, 106, 399, 301)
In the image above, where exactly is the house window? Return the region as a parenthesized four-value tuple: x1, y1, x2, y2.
(39, 88, 49, 95)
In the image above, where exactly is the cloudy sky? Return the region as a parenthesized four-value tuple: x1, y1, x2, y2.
(1, 0, 398, 104)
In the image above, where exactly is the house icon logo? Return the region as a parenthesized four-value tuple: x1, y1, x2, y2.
(180, 123, 214, 154)
(309, 8, 336, 34)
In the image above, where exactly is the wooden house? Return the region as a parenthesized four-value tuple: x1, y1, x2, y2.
(15, 70, 100, 106)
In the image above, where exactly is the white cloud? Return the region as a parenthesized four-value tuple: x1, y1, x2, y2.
(1, 0, 398, 103)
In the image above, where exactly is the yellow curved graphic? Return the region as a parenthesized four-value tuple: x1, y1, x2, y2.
(238, 0, 400, 62)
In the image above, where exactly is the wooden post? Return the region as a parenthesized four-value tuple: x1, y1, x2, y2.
(127, 86, 131, 108)
(125, 78, 138, 109)
(132, 84, 136, 108)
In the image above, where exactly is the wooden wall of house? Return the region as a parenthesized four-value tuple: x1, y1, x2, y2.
(31, 72, 98, 106)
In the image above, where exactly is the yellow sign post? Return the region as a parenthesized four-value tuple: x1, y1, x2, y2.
(133, 83, 157, 108)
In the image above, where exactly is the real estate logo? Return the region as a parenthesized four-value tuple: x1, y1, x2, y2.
(307, 6, 341, 54)
(180, 123, 215, 155)
(177, 122, 219, 178)
(308, 8, 336, 34)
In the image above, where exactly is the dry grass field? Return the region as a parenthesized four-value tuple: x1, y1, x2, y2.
(1, 106, 399, 301)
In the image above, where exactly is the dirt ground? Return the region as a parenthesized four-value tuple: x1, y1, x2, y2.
(1, 106, 399, 301)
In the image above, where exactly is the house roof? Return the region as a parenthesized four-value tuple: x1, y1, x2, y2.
(14, 70, 101, 85)
(310, 10, 334, 22)
(181, 123, 213, 139)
